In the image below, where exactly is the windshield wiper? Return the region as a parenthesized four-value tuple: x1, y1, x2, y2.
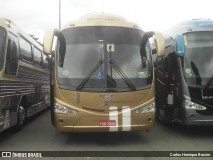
(109, 59, 136, 91)
(76, 59, 103, 90)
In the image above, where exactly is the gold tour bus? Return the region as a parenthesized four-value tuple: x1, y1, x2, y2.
(43, 13, 165, 132)
(0, 18, 50, 132)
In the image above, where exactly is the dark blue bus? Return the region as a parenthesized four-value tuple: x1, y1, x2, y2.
(155, 19, 213, 125)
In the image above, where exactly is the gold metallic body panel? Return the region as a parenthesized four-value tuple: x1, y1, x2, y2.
(54, 79, 155, 132)
(52, 13, 155, 132)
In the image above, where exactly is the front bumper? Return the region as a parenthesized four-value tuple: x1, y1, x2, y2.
(54, 113, 155, 132)
(183, 109, 213, 126)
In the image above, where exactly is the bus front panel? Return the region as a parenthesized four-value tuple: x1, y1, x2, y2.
(52, 26, 155, 132)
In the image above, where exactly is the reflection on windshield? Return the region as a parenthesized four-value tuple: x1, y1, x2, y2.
(183, 32, 213, 86)
(58, 44, 102, 79)
(109, 59, 136, 91)
(57, 26, 153, 91)
(76, 59, 103, 90)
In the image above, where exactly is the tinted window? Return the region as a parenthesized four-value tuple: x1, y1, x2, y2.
(57, 26, 153, 91)
(183, 32, 213, 86)
(33, 47, 42, 67)
(5, 33, 18, 75)
(19, 37, 32, 62)
(0, 28, 6, 70)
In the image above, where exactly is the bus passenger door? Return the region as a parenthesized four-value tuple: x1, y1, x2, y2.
(155, 56, 169, 120)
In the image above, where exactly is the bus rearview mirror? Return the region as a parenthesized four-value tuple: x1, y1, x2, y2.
(0, 18, 8, 31)
(43, 29, 56, 55)
(43, 29, 66, 57)
(153, 32, 165, 57)
(175, 34, 185, 57)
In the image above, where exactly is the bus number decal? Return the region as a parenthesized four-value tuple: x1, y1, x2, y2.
(99, 120, 116, 126)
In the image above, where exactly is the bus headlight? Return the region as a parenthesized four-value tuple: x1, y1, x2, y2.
(54, 103, 78, 115)
(185, 100, 206, 110)
(136, 102, 155, 114)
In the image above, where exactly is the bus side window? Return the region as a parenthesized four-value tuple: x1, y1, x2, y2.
(19, 36, 33, 63)
(33, 47, 43, 67)
(5, 36, 18, 75)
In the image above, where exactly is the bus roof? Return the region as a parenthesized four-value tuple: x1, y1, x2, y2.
(180, 19, 213, 28)
(63, 13, 141, 30)
(165, 19, 213, 37)
(0, 17, 42, 50)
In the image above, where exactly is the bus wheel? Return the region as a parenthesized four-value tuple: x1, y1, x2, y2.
(14, 105, 26, 130)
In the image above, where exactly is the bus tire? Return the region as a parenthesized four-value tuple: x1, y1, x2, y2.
(14, 104, 26, 131)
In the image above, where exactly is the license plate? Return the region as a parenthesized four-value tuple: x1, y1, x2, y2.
(99, 120, 116, 126)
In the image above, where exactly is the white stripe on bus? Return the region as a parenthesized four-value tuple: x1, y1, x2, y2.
(122, 106, 131, 131)
(109, 106, 118, 132)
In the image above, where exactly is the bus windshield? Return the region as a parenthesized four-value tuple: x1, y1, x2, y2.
(0, 28, 6, 70)
(57, 26, 153, 92)
(183, 32, 213, 86)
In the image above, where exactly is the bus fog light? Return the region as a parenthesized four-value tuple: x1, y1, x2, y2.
(59, 119, 64, 124)
(185, 100, 206, 110)
(148, 117, 152, 122)
(54, 103, 78, 115)
(136, 102, 155, 114)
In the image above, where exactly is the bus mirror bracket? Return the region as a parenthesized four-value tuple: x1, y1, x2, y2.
(175, 34, 185, 57)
